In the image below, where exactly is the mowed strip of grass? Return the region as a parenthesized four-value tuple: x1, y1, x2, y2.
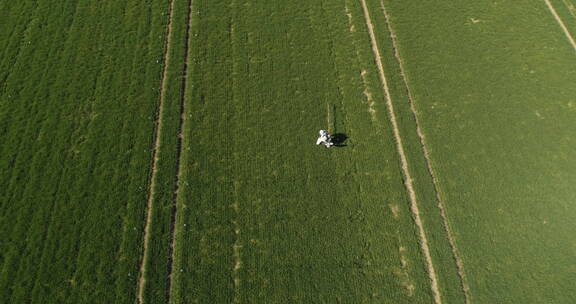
(381, 0, 576, 302)
(170, 0, 439, 302)
(0, 0, 169, 302)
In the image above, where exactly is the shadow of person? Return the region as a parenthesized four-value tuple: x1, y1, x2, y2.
(332, 133, 348, 147)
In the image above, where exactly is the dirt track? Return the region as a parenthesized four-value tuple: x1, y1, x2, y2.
(136, 0, 177, 302)
(357, 0, 442, 303)
(166, 0, 195, 302)
(377, 0, 471, 302)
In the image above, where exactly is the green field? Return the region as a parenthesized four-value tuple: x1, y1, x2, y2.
(1, 0, 575, 303)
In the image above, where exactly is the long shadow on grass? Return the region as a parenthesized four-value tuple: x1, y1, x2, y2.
(332, 133, 348, 147)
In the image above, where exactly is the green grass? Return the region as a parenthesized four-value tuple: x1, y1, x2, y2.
(381, 0, 576, 302)
(168, 0, 437, 303)
(550, 0, 576, 35)
(2, 0, 576, 303)
(0, 0, 168, 302)
(355, 0, 467, 302)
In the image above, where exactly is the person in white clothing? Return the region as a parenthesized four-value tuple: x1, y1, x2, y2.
(316, 130, 333, 148)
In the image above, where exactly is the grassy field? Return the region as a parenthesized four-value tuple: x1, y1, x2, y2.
(0, 0, 168, 302)
(1, 0, 576, 303)
(378, 0, 576, 302)
(166, 0, 446, 302)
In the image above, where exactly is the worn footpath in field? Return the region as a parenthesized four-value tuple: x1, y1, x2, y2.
(136, 0, 193, 303)
(0, 0, 169, 303)
(168, 0, 445, 302)
(379, 0, 576, 302)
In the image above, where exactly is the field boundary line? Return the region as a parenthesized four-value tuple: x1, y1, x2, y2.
(544, 0, 576, 51)
(166, 0, 195, 302)
(136, 0, 176, 302)
(357, 0, 442, 303)
(378, 0, 471, 302)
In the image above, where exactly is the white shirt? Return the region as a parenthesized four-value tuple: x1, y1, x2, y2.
(317, 135, 329, 145)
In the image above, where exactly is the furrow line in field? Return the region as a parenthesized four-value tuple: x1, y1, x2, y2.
(166, 0, 194, 302)
(344, 2, 378, 122)
(357, 0, 442, 303)
(229, 7, 242, 302)
(136, 0, 176, 302)
(561, 0, 576, 18)
(378, 0, 471, 302)
(544, 0, 576, 51)
(231, 188, 241, 303)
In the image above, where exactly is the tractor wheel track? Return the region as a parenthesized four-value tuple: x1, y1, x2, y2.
(377, 0, 471, 302)
(166, 0, 194, 302)
(544, 0, 576, 51)
(357, 0, 443, 303)
(136, 0, 177, 302)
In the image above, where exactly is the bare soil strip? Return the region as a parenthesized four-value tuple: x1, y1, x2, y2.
(166, 0, 195, 302)
(378, 0, 471, 302)
(544, 0, 576, 51)
(357, 0, 442, 303)
(136, 0, 176, 303)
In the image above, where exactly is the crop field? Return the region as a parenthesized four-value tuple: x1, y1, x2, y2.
(1, 0, 575, 303)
